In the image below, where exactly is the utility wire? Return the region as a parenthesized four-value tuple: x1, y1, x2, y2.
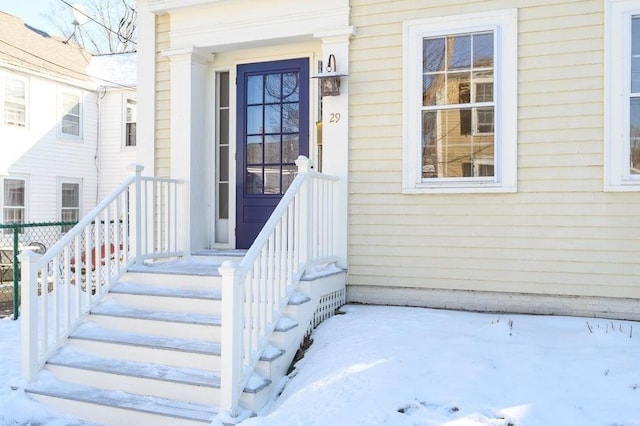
(0, 39, 135, 89)
(58, 0, 137, 46)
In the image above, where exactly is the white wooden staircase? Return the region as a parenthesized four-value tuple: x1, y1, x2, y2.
(23, 253, 345, 425)
(19, 157, 345, 424)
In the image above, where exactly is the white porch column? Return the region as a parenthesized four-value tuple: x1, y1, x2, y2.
(163, 47, 212, 254)
(314, 27, 356, 269)
(135, 0, 155, 177)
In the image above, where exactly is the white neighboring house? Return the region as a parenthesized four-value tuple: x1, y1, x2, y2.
(0, 12, 136, 244)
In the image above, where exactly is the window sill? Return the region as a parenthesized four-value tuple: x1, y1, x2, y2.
(604, 183, 640, 192)
(403, 181, 517, 194)
(58, 136, 83, 142)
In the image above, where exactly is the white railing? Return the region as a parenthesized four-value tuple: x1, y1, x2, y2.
(218, 156, 339, 416)
(20, 165, 184, 381)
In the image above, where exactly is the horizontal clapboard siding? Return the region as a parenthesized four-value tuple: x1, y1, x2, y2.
(347, 0, 640, 311)
(155, 13, 171, 178)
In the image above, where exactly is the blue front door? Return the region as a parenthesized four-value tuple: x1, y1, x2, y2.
(236, 58, 310, 249)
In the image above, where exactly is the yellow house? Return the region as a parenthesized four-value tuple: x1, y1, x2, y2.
(18, 0, 640, 423)
(136, 0, 640, 321)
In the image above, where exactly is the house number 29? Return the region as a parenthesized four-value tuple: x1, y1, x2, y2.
(329, 113, 341, 123)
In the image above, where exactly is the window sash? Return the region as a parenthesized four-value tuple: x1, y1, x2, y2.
(60, 182, 79, 231)
(402, 9, 518, 193)
(125, 99, 137, 146)
(61, 92, 81, 136)
(4, 78, 26, 127)
(630, 16, 640, 176)
(2, 179, 25, 226)
(420, 31, 496, 180)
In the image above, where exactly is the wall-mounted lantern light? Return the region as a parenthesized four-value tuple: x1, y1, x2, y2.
(312, 54, 346, 97)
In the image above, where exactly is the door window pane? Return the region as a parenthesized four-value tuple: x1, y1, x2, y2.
(246, 135, 263, 164)
(263, 165, 280, 194)
(265, 104, 281, 133)
(282, 72, 299, 101)
(265, 74, 281, 103)
(283, 103, 299, 132)
(246, 106, 264, 134)
(283, 134, 300, 163)
(247, 76, 263, 104)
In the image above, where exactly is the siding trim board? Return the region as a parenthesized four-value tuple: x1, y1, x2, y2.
(347, 286, 640, 321)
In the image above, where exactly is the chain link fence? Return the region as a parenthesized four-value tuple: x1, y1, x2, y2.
(0, 222, 76, 319)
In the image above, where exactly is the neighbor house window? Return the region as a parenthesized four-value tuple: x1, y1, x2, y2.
(60, 90, 81, 137)
(2, 178, 25, 233)
(125, 98, 137, 146)
(3, 77, 26, 127)
(605, 0, 640, 190)
(60, 182, 80, 232)
(403, 9, 517, 193)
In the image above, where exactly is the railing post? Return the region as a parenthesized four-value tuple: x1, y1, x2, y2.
(20, 249, 41, 381)
(295, 156, 312, 267)
(128, 164, 144, 266)
(218, 260, 242, 417)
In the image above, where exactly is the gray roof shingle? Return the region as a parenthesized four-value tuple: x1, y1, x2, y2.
(0, 11, 93, 82)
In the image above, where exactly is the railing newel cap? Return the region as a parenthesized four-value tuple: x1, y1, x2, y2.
(295, 155, 312, 172)
(218, 260, 240, 275)
(18, 249, 41, 261)
(127, 163, 144, 173)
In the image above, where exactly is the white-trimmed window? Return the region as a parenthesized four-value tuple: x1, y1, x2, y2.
(60, 181, 80, 232)
(3, 77, 26, 127)
(60, 90, 82, 138)
(403, 9, 518, 193)
(2, 178, 26, 233)
(605, 0, 640, 190)
(125, 98, 137, 147)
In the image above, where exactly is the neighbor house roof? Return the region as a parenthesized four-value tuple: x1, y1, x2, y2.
(0, 11, 93, 83)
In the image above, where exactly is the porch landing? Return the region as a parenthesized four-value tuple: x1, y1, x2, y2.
(128, 250, 247, 276)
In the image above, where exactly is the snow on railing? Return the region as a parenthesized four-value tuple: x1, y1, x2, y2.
(218, 156, 339, 416)
(20, 165, 184, 381)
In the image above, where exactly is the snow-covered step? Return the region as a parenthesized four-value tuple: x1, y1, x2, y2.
(118, 269, 222, 291)
(191, 249, 246, 265)
(68, 322, 221, 371)
(89, 299, 222, 341)
(107, 281, 222, 314)
(26, 372, 217, 426)
(46, 346, 222, 406)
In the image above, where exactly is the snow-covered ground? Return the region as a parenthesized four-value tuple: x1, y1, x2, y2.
(1, 304, 639, 425)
